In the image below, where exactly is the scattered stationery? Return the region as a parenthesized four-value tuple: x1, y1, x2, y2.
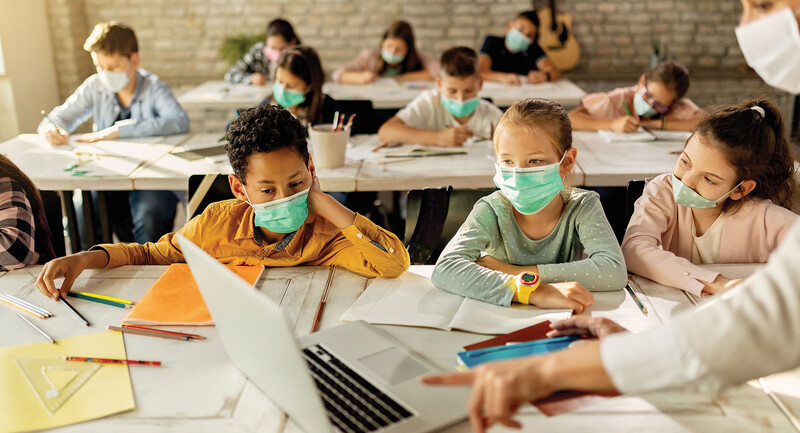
(456, 335, 579, 370)
(64, 356, 161, 367)
(463, 320, 554, 351)
(0, 331, 135, 432)
(341, 270, 571, 335)
(0, 294, 52, 318)
(598, 127, 656, 142)
(121, 325, 206, 340)
(625, 283, 648, 315)
(59, 296, 90, 326)
(17, 313, 55, 344)
(310, 267, 336, 333)
(107, 325, 191, 341)
(121, 263, 263, 326)
(69, 291, 134, 305)
(67, 292, 133, 309)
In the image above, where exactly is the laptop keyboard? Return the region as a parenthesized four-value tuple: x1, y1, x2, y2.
(303, 345, 415, 433)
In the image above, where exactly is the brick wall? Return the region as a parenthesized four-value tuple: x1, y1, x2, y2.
(44, 0, 794, 131)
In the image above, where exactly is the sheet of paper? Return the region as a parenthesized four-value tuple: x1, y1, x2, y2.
(450, 300, 571, 335)
(598, 128, 656, 142)
(0, 331, 134, 433)
(651, 130, 692, 141)
(585, 288, 660, 334)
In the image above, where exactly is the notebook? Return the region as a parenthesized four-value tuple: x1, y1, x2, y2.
(597, 128, 656, 142)
(121, 263, 263, 326)
(456, 335, 579, 370)
(463, 320, 554, 351)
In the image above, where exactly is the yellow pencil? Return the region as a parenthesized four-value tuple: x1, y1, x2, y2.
(69, 291, 135, 305)
(0, 297, 45, 319)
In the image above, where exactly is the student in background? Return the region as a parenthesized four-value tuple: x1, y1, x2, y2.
(224, 18, 301, 85)
(570, 60, 704, 132)
(623, 99, 797, 296)
(431, 98, 626, 309)
(333, 20, 438, 84)
(0, 155, 56, 270)
(377, 47, 502, 147)
(267, 46, 339, 127)
(479, 11, 561, 86)
(37, 21, 190, 244)
(35, 104, 410, 300)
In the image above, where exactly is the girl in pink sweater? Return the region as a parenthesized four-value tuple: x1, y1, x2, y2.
(622, 99, 798, 296)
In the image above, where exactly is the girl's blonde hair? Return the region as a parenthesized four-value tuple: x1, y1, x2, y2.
(494, 98, 573, 157)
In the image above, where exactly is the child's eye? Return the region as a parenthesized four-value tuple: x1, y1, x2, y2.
(529, 159, 542, 165)
(260, 189, 274, 194)
(680, 158, 689, 166)
(704, 177, 715, 185)
(289, 181, 303, 188)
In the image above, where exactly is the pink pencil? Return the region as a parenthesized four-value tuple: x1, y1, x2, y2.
(64, 356, 161, 366)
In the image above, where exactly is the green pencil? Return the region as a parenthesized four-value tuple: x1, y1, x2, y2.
(67, 292, 131, 309)
(624, 284, 648, 315)
(622, 101, 633, 116)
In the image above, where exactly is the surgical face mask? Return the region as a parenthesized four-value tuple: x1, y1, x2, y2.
(98, 70, 130, 93)
(634, 92, 658, 117)
(381, 49, 405, 65)
(441, 95, 480, 118)
(263, 46, 282, 63)
(244, 187, 310, 234)
(505, 27, 533, 53)
(273, 82, 306, 108)
(671, 174, 742, 209)
(735, 7, 800, 94)
(493, 154, 566, 215)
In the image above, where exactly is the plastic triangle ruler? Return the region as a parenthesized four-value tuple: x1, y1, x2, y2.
(14, 357, 102, 415)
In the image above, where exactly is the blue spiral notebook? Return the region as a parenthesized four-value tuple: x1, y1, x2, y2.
(456, 335, 580, 370)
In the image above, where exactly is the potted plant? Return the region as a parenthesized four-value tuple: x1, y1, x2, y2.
(219, 33, 265, 66)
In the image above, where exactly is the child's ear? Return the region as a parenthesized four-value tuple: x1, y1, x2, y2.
(477, 76, 484, 91)
(308, 156, 317, 178)
(559, 148, 578, 175)
(637, 74, 646, 87)
(228, 174, 248, 201)
(730, 179, 757, 201)
(129, 52, 140, 69)
(435, 77, 442, 90)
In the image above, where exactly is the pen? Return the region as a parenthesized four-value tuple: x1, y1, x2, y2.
(17, 313, 55, 344)
(624, 283, 648, 315)
(64, 356, 161, 366)
(331, 111, 339, 132)
(59, 295, 91, 326)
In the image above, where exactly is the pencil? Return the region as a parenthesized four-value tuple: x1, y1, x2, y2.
(67, 292, 132, 309)
(622, 101, 632, 116)
(70, 291, 135, 305)
(0, 294, 51, 317)
(624, 283, 648, 315)
(107, 325, 190, 341)
(17, 313, 55, 344)
(331, 111, 339, 132)
(345, 113, 356, 130)
(40, 109, 66, 134)
(0, 296, 46, 319)
(59, 295, 91, 326)
(310, 267, 336, 333)
(122, 324, 206, 340)
(64, 356, 161, 366)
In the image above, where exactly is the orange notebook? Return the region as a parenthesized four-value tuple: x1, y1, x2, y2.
(121, 263, 264, 326)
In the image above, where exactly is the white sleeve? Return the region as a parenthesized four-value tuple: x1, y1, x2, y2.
(396, 92, 436, 130)
(601, 220, 800, 394)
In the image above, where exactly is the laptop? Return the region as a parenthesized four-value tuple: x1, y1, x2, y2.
(177, 234, 468, 433)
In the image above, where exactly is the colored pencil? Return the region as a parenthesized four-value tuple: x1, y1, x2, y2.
(107, 325, 190, 341)
(310, 267, 336, 333)
(0, 294, 51, 317)
(624, 283, 648, 315)
(70, 291, 135, 305)
(345, 113, 356, 130)
(337, 114, 345, 132)
(59, 295, 91, 326)
(64, 356, 161, 366)
(0, 295, 46, 319)
(331, 111, 339, 131)
(17, 313, 55, 343)
(67, 292, 132, 309)
(122, 324, 206, 340)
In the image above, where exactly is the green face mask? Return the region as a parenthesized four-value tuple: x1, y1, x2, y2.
(245, 187, 310, 234)
(493, 154, 565, 214)
(441, 96, 480, 118)
(273, 82, 306, 108)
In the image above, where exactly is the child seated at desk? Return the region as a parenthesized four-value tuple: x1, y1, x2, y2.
(569, 60, 704, 133)
(377, 47, 502, 147)
(479, 10, 562, 85)
(35, 104, 410, 300)
(37, 21, 190, 244)
(224, 18, 300, 85)
(333, 20, 438, 84)
(623, 99, 798, 297)
(431, 98, 626, 309)
(0, 155, 56, 270)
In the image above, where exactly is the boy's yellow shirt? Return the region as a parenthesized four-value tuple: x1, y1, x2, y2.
(93, 199, 409, 278)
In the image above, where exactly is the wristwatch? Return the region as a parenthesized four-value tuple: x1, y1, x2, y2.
(515, 272, 541, 305)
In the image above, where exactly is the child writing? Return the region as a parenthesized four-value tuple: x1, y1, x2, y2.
(377, 46, 502, 147)
(0, 155, 56, 270)
(225, 18, 301, 85)
(570, 60, 704, 132)
(268, 46, 340, 126)
(479, 11, 561, 85)
(35, 104, 410, 300)
(623, 99, 798, 296)
(431, 98, 627, 309)
(333, 20, 438, 84)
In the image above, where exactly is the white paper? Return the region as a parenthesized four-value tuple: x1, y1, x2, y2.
(598, 128, 656, 142)
(450, 299, 571, 334)
(651, 130, 692, 142)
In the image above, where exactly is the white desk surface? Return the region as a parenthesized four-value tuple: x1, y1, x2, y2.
(572, 131, 684, 187)
(178, 81, 272, 111)
(1, 263, 798, 432)
(478, 78, 586, 108)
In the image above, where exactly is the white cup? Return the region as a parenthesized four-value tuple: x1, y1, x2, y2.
(308, 124, 350, 169)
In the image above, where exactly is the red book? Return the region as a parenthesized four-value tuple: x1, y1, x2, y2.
(463, 321, 554, 351)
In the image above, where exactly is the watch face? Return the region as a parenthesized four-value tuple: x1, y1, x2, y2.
(521, 273, 537, 284)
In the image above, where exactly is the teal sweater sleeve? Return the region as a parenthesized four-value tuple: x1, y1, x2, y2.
(431, 201, 517, 306)
(537, 193, 627, 291)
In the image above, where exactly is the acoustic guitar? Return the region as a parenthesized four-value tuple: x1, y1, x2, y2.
(535, 0, 581, 71)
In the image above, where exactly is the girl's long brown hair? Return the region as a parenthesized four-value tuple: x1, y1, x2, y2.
(276, 46, 326, 124)
(0, 155, 54, 261)
(377, 21, 423, 76)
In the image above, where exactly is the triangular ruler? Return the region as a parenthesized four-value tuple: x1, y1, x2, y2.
(15, 357, 102, 415)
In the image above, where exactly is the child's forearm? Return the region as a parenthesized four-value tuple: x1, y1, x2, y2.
(309, 191, 356, 229)
(568, 110, 616, 131)
(377, 119, 441, 146)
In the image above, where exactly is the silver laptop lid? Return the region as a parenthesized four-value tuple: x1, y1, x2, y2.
(177, 234, 332, 433)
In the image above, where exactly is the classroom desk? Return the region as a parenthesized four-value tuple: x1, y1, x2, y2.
(1, 263, 798, 432)
(478, 78, 586, 108)
(177, 81, 272, 111)
(571, 131, 684, 187)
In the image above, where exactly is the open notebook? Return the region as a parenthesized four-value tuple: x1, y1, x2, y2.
(597, 127, 656, 142)
(121, 263, 264, 326)
(340, 269, 571, 335)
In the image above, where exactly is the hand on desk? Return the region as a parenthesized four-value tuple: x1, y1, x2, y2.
(35, 251, 109, 300)
(527, 283, 594, 314)
(547, 316, 628, 340)
(611, 115, 641, 133)
(527, 70, 549, 84)
(437, 126, 474, 147)
(250, 73, 268, 86)
(702, 274, 743, 295)
(498, 73, 522, 86)
(75, 126, 120, 143)
(350, 71, 378, 85)
(42, 126, 70, 146)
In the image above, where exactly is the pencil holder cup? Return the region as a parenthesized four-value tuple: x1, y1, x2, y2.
(308, 125, 350, 169)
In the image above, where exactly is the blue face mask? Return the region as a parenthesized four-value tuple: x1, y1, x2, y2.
(505, 27, 533, 53)
(273, 82, 306, 108)
(381, 49, 405, 65)
(671, 174, 742, 209)
(633, 92, 658, 118)
(245, 187, 310, 234)
(441, 96, 480, 118)
(493, 154, 566, 215)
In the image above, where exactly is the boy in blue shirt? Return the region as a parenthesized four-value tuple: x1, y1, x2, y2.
(38, 21, 190, 244)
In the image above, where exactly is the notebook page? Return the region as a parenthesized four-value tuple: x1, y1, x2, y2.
(450, 300, 571, 335)
(598, 128, 656, 142)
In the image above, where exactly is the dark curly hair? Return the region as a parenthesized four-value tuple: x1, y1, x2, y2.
(225, 104, 309, 184)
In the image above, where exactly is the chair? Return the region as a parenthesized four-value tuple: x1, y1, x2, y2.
(187, 174, 235, 220)
(405, 187, 495, 265)
(334, 99, 380, 135)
